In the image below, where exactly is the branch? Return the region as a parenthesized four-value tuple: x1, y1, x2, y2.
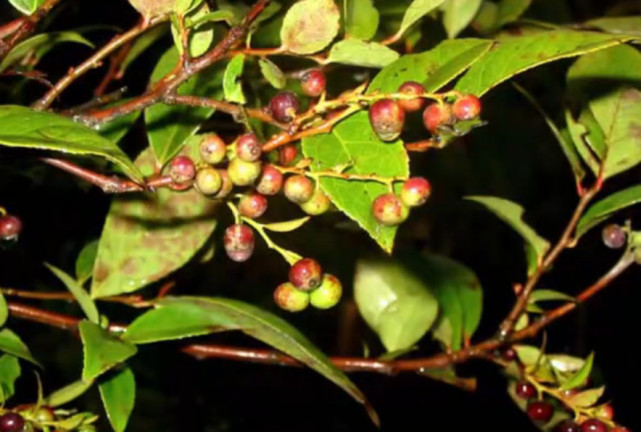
(0, 0, 62, 60)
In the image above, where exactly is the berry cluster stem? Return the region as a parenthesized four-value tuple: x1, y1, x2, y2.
(275, 165, 407, 188)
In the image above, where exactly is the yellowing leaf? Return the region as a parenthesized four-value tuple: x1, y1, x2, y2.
(281, 0, 340, 54)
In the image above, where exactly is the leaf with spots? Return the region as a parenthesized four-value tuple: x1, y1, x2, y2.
(302, 112, 409, 253)
(280, 0, 340, 54)
(442, 0, 483, 39)
(326, 40, 399, 68)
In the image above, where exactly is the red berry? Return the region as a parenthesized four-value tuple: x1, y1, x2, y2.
(501, 347, 517, 361)
(0, 413, 25, 432)
(236, 133, 262, 162)
(274, 282, 310, 312)
(515, 381, 537, 400)
(602, 224, 626, 249)
(256, 165, 284, 196)
(369, 99, 405, 142)
(611, 427, 631, 432)
(452, 94, 482, 121)
(223, 224, 255, 262)
(526, 401, 554, 423)
(270, 91, 300, 123)
(397, 81, 426, 113)
(213, 169, 233, 199)
(199, 134, 227, 164)
(595, 404, 614, 421)
(168, 155, 196, 185)
(580, 419, 608, 432)
(284, 175, 314, 204)
(238, 192, 268, 219)
(279, 144, 298, 166)
(0, 215, 23, 241)
(289, 258, 323, 292)
(195, 167, 223, 195)
(228, 158, 262, 186)
(400, 177, 432, 207)
(301, 69, 326, 97)
(372, 193, 409, 226)
(310, 274, 342, 309)
(300, 187, 331, 216)
(554, 420, 581, 432)
(423, 103, 453, 134)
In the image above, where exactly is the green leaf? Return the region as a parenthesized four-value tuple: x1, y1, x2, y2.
(456, 30, 631, 96)
(442, 0, 483, 39)
(146, 48, 224, 166)
(564, 107, 601, 176)
(223, 53, 246, 104)
(561, 352, 593, 390)
(280, 0, 340, 54)
(99, 367, 136, 432)
(258, 58, 286, 89)
(396, 0, 444, 39)
(327, 40, 399, 68)
(45, 379, 94, 407)
(586, 16, 641, 38)
(262, 216, 311, 233)
(96, 107, 141, 145)
(75, 240, 99, 285)
(569, 386, 605, 408)
(8, 0, 45, 15)
(354, 258, 439, 352)
(344, 0, 379, 40)
(189, 10, 236, 27)
(91, 142, 219, 298)
(467, 196, 549, 275)
(46, 264, 100, 324)
(0, 355, 20, 403)
(0, 290, 7, 327)
(513, 344, 556, 383)
(368, 38, 493, 94)
(0, 106, 143, 183)
(120, 24, 170, 74)
(529, 289, 574, 304)
(548, 354, 585, 373)
(79, 321, 137, 381)
(577, 185, 641, 238)
(495, 0, 531, 28)
(0, 328, 40, 367)
(157, 296, 378, 425)
(302, 112, 409, 253)
(171, 1, 214, 58)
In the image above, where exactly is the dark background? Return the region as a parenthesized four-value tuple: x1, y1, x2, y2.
(1, 0, 640, 431)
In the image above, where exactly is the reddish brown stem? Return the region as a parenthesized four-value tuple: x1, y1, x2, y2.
(0, 0, 62, 60)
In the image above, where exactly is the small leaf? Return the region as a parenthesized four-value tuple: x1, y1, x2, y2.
(79, 321, 137, 381)
(45, 379, 94, 407)
(344, 0, 379, 40)
(396, 0, 444, 39)
(513, 345, 556, 383)
(8, 0, 45, 15)
(569, 386, 605, 408)
(75, 240, 99, 285)
(223, 54, 246, 104)
(529, 289, 574, 304)
(0, 290, 7, 327)
(548, 354, 586, 373)
(561, 352, 594, 390)
(259, 58, 286, 89)
(495, 0, 531, 28)
(189, 10, 236, 27)
(99, 367, 136, 432)
(442, 0, 483, 39)
(262, 217, 311, 233)
(586, 16, 641, 38)
(327, 40, 399, 68)
(577, 185, 641, 238)
(0, 355, 20, 403)
(0, 329, 40, 367)
(280, 0, 340, 54)
(46, 264, 100, 324)
(171, 2, 214, 57)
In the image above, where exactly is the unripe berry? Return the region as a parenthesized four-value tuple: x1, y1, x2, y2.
(289, 258, 322, 292)
(223, 224, 255, 262)
(602, 224, 626, 249)
(526, 401, 554, 423)
(423, 103, 453, 134)
(195, 167, 223, 196)
(595, 404, 614, 420)
(256, 165, 284, 196)
(279, 145, 298, 166)
(228, 158, 262, 186)
(300, 187, 331, 216)
(274, 282, 310, 312)
(580, 419, 608, 432)
(213, 169, 233, 199)
(300, 69, 326, 97)
(515, 381, 537, 400)
(236, 133, 262, 162)
(553, 420, 581, 432)
(270, 91, 300, 123)
(452, 94, 482, 121)
(284, 175, 314, 204)
(238, 192, 268, 219)
(400, 177, 432, 207)
(0, 413, 25, 432)
(0, 215, 23, 241)
(372, 193, 409, 226)
(168, 155, 196, 185)
(397, 81, 426, 113)
(368, 99, 405, 142)
(199, 134, 227, 164)
(310, 274, 342, 309)
(33, 407, 55, 423)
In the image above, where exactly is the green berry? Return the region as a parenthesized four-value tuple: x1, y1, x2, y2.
(199, 134, 227, 165)
(274, 282, 310, 312)
(310, 274, 342, 309)
(212, 169, 233, 199)
(228, 158, 262, 186)
(300, 187, 331, 215)
(195, 167, 223, 195)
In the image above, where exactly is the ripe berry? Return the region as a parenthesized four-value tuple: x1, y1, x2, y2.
(423, 103, 453, 134)
(238, 192, 268, 219)
(274, 282, 310, 312)
(400, 177, 432, 207)
(452, 94, 482, 121)
(310, 274, 342, 309)
(501, 347, 517, 361)
(168, 155, 196, 185)
(289, 258, 323, 292)
(228, 158, 262, 186)
(372, 193, 409, 226)
(602, 224, 626, 249)
(223, 224, 255, 262)
(284, 175, 314, 204)
(515, 381, 537, 400)
(256, 165, 284, 196)
(0, 215, 23, 241)
(195, 167, 223, 195)
(526, 401, 554, 423)
(0, 413, 25, 432)
(611, 427, 631, 432)
(397, 81, 426, 113)
(199, 134, 227, 165)
(300, 187, 331, 216)
(301, 69, 326, 97)
(270, 91, 300, 123)
(554, 420, 581, 432)
(369, 99, 405, 142)
(213, 169, 233, 199)
(279, 144, 298, 166)
(580, 419, 608, 432)
(236, 133, 262, 162)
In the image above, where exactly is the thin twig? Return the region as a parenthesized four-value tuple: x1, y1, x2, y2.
(0, 0, 62, 60)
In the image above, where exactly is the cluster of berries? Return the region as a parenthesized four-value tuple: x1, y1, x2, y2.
(0, 212, 22, 242)
(273, 258, 342, 312)
(0, 408, 95, 432)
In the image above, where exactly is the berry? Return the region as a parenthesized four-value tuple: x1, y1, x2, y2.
(0, 215, 23, 241)
(238, 192, 268, 219)
(515, 381, 537, 400)
(213, 169, 233, 199)
(554, 420, 581, 432)
(372, 193, 409, 226)
(256, 165, 284, 196)
(223, 224, 255, 262)
(195, 167, 223, 196)
(33, 407, 55, 423)
(300, 187, 331, 216)
(0, 413, 25, 432)
(270, 91, 300, 123)
(284, 175, 314, 204)
(526, 401, 554, 423)
(199, 134, 227, 165)
(397, 81, 426, 113)
(279, 144, 298, 166)
(595, 404, 614, 421)
(301, 69, 326, 97)
(602, 224, 626, 249)
(274, 282, 310, 312)
(168, 155, 196, 185)
(310, 274, 342, 309)
(501, 347, 517, 361)
(452, 94, 482, 121)
(611, 428, 631, 432)
(236, 133, 262, 162)
(580, 419, 608, 432)
(289, 258, 322, 292)
(422, 103, 453, 134)
(228, 158, 262, 186)
(368, 99, 405, 142)
(400, 177, 432, 207)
